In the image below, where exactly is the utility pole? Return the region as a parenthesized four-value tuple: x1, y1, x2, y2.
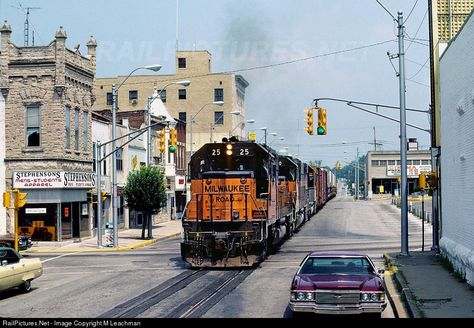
(356, 147, 359, 201)
(397, 11, 409, 256)
(373, 127, 377, 151)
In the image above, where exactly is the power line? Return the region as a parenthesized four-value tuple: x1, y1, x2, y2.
(408, 56, 429, 80)
(97, 39, 396, 89)
(375, 0, 396, 20)
(405, 0, 419, 24)
(406, 9, 428, 52)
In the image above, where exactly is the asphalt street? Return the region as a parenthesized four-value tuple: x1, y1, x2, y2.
(0, 188, 431, 318)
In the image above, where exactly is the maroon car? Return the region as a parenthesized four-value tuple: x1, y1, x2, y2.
(289, 251, 387, 316)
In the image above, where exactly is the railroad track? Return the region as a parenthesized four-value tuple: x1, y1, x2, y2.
(98, 269, 253, 318)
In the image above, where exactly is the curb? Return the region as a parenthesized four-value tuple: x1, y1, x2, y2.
(383, 253, 418, 318)
(22, 232, 181, 254)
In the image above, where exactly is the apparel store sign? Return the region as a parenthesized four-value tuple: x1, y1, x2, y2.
(386, 165, 432, 177)
(13, 171, 96, 189)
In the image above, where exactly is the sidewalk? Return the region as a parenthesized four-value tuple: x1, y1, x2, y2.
(23, 219, 182, 253)
(384, 251, 474, 318)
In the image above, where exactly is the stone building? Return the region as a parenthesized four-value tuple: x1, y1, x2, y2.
(93, 50, 249, 161)
(0, 22, 97, 241)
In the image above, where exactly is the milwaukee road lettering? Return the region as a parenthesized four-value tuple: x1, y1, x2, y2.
(204, 185, 250, 193)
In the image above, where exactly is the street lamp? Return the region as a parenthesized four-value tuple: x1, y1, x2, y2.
(190, 101, 224, 156)
(147, 80, 191, 166)
(109, 64, 162, 248)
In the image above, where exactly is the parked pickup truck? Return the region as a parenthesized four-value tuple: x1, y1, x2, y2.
(0, 233, 32, 251)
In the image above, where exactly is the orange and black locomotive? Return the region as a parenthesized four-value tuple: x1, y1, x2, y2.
(180, 137, 336, 268)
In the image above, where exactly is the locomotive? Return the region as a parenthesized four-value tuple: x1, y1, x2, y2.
(180, 137, 336, 268)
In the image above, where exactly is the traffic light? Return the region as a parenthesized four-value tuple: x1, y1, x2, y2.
(158, 130, 166, 153)
(101, 191, 107, 202)
(317, 107, 327, 135)
(426, 172, 438, 189)
(2, 192, 10, 208)
(14, 190, 27, 208)
(304, 108, 314, 135)
(87, 190, 94, 203)
(169, 129, 177, 153)
(419, 173, 427, 189)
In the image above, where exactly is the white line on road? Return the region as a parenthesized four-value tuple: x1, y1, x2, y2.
(41, 252, 79, 263)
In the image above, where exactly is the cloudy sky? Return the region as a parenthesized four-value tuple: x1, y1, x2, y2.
(0, 0, 431, 167)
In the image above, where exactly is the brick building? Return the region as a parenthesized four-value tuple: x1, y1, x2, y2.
(0, 22, 97, 241)
(93, 50, 249, 161)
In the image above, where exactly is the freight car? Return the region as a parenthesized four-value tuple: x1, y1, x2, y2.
(180, 138, 336, 268)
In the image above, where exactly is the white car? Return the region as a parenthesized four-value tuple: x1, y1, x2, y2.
(0, 247, 43, 293)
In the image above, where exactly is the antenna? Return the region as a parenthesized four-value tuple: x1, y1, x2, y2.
(23, 6, 41, 46)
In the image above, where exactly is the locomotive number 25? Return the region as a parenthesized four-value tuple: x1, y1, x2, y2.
(239, 148, 250, 156)
(211, 149, 221, 156)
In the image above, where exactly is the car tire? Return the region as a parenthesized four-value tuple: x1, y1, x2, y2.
(19, 280, 32, 293)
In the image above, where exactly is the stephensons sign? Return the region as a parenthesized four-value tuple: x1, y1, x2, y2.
(13, 171, 96, 189)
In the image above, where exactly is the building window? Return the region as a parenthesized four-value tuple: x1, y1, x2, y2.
(178, 89, 187, 100)
(214, 88, 224, 102)
(179, 112, 186, 122)
(178, 57, 186, 68)
(106, 92, 113, 106)
(387, 160, 395, 165)
(26, 105, 40, 147)
(116, 148, 123, 171)
(214, 111, 224, 125)
(158, 89, 166, 103)
(65, 106, 70, 149)
(74, 109, 80, 151)
(379, 160, 387, 166)
(421, 159, 431, 165)
(129, 90, 138, 104)
(82, 111, 88, 152)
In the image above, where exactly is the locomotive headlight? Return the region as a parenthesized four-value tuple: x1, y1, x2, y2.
(240, 177, 247, 184)
(206, 178, 212, 185)
(226, 144, 233, 150)
(226, 150, 233, 156)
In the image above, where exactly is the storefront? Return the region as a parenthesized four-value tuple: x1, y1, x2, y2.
(13, 170, 96, 241)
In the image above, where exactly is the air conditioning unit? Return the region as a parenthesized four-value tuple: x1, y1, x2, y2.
(131, 99, 137, 105)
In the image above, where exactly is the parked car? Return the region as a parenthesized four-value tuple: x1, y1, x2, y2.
(289, 251, 387, 317)
(0, 247, 43, 293)
(0, 233, 32, 251)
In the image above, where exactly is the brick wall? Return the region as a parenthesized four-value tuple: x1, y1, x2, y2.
(440, 13, 474, 286)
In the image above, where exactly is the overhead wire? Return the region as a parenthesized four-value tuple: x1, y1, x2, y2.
(97, 39, 397, 89)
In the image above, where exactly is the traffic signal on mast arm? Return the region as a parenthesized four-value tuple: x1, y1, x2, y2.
(14, 190, 27, 208)
(317, 107, 327, 135)
(101, 191, 107, 202)
(169, 129, 177, 153)
(418, 173, 427, 189)
(304, 108, 314, 135)
(158, 130, 166, 153)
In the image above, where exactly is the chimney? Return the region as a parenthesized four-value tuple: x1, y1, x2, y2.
(0, 21, 12, 91)
(407, 138, 419, 151)
(55, 26, 67, 87)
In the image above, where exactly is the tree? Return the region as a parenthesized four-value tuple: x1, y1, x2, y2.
(124, 166, 167, 239)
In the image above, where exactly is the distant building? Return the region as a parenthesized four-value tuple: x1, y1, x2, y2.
(439, 10, 474, 286)
(0, 23, 97, 240)
(365, 145, 432, 199)
(93, 50, 249, 161)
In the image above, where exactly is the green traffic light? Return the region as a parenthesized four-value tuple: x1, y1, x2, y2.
(317, 127, 325, 135)
(169, 145, 176, 153)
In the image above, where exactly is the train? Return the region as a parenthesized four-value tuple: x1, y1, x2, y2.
(180, 137, 336, 268)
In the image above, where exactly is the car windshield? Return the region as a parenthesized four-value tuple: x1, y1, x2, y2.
(299, 257, 375, 275)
